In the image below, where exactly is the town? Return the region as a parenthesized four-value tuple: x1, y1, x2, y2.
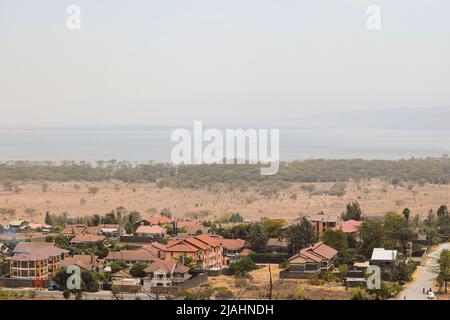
(1, 201, 449, 300)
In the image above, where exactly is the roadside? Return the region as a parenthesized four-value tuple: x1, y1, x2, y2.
(398, 242, 449, 300)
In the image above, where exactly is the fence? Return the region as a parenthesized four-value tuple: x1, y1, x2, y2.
(0, 277, 50, 288)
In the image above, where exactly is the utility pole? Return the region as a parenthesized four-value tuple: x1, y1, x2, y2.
(268, 264, 273, 300)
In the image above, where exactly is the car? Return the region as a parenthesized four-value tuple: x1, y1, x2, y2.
(427, 291, 435, 299)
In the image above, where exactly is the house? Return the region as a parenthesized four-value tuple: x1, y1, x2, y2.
(69, 234, 105, 246)
(61, 254, 104, 272)
(146, 234, 224, 270)
(98, 224, 121, 238)
(28, 223, 52, 233)
(7, 243, 69, 281)
(279, 242, 338, 279)
(370, 248, 397, 279)
(7, 220, 29, 233)
(110, 268, 141, 293)
(143, 260, 191, 289)
(176, 221, 210, 236)
(105, 249, 160, 266)
(282, 215, 340, 237)
(142, 242, 167, 260)
(267, 237, 289, 253)
(61, 224, 87, 236)
(135, 225, 167, 238)
(0, 242, 9, 258)
(135, 216, 173, 228)
(337, 220, 362, 234)
(220, 238, 246, 258)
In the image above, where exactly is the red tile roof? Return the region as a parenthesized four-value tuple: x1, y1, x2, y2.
(143, 216, 173, 225)
(338, 220, 362, 233)
(195, 234, 221, 247)
(105, 249, 159, 262)
(220, 238, 245, 250)
(70, 234, 105, 244)
(136, 225, 166, 234)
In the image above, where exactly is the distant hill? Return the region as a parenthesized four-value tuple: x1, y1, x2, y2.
(299, 106, 450, 131)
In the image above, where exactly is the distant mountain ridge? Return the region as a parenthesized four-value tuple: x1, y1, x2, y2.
(299, 106, 450, 131)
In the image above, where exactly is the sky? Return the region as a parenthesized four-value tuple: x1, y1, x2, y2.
(1, 0, 450, 128)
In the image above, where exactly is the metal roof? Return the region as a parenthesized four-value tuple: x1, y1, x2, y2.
(371, 248, 397, 261)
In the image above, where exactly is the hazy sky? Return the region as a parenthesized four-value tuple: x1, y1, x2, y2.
(1, 0, 450, 127)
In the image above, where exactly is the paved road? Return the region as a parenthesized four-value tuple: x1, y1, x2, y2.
(400, 242, 449, 300)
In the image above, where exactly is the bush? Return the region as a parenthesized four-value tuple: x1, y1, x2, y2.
(214, 286, 234, 299)
(351, 288, 370, 300)
(229, 257, 257, 276)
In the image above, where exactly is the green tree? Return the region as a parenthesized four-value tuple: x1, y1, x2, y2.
(261, 218, 285, 238)
(359, 221, 385, 257)
(438, 249, 450, 293)
(285, 217, 317, 254)
(129, 262, 149, 278)
(245, 223, 269, 252)
(110, 260, 128, 273)
(229, 257, 257, 276)
(341, 201, 362, 221)
(322, 230, 348, 252)
(402, 208, 411, 222)
(44, 211, 52, 225)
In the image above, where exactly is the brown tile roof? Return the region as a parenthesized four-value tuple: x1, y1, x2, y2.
(165, 243, 199, 253)
(144, 260, 189, 274)
(136, 225, 166, 234)
(267, 238, 289, 248)
(338, 220, 363, 233)
(70, 234, 105, 244)
(220, 238, 245, 250)
(62, 224, 87, 235)
(105, 249, 159, 263)
(85, 226, 100, 235)
(239, 248, 255, 256)
(195, 234, 221, 247)
(142, 216, 173, 225)
(289, 242, 338, 263)
(182, 237, 210, 251)
(13, 242, 54, 254)
(61, 255, 98, 270)
(9, 245, 69, 262)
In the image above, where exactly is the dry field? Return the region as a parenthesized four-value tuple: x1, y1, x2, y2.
(1, 179, 449, 225)
(208, 264, 350, 300)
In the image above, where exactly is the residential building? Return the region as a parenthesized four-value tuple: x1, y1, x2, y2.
(280, 242, 338, 279)
(337, 219, 362, 234)
(70, 234, 105, 246)
(105, 249, 160, 266)
(282, 215, 340, 237)
(135, 225, 167, 238)
(176, 221, 210, 236)
(135, 216, 173, 228)
(143, 260, 191, 289)
(145, 234, 224, 270)
(98, 224, 121, 238)
(8, 243, 69, 280)
(220, 238, 246, 258)
(370, 248, 397, 279)
(110, 268, 141, 293)
(266, 237, 289, 253)
(61, 254, 104, 272)
(61, 224, 87, 236)
(28, 223, 52, 233)
(7, 220, 29, 233)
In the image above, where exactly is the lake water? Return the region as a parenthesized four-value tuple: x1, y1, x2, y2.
(0, 127, 450, 163)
